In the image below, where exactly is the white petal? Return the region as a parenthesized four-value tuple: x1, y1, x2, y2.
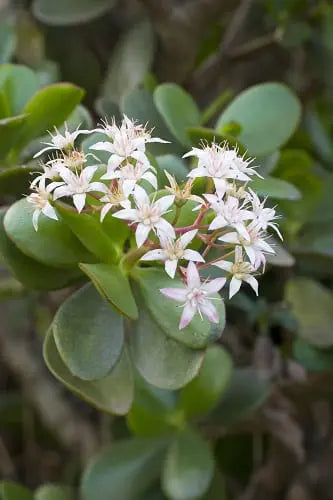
(42, 203, 58, 221)
(165, 259, 178, 278)
(244, 245, 256, 265)
(112, 208, 137, 221)
(136, 223, 151, 246)
(209, 215, 227, 230)
(179, 229, 198, 248)
(53, 186, 72, 200)
(88, 182, 108, 193)
(122, 179, 137, 197)
(202, 277, 226, 294)
(183, 249, 204, 262)
(90, 141, 114, 153)
(199, 300, 219, 323)
(213, 178, 227, 195)
(186, 261, 201, 289)
(108, 154, 124, 171)
(141, 249, 166, 261)
(244, 276, 259, 295)
(83, 165, 98, 182)
(160, 287, 188, 302)
(187, 166, 207, 178)
(155, 217, 175, 239)
(33, 145, 53, 158)
(100, 204, 112, 222)
(131, 150, 149, 166)
(154, 195, 175, 214)
(134, 185, 149, 206)
(73, 193, 86, 213)
(179, 302, 196, 329)
(142, 171, 158, 189)
(233, 222, 250, 241)
(218, 232, 240, 244)
(229, 276, 242, 298)
(32, 209, 41, 231)
(213, 260, 233, 272)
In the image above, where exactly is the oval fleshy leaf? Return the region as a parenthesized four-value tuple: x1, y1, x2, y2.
(53, 284, 124, 380)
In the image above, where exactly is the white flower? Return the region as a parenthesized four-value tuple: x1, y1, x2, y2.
(229, 153, 262, 180)
(112, 185, 175, 246)
(27, 182, 58, 231)
(30, 162, 61, 189)
(206, 194, 254, 240)
(160, 261, 225, 329)
(99, 183, 131, 222)
(102, 161, 157, 197)
(218, 222, 275, 268)
(185, 143, 240, 193)
(34, 124, 90, 158)
(53, 166, 107, 213)
(91, 115, 167, 173)
(213, 246, 258, 298)
(249, 189, 282, 239)
(141, 229, 204, 278)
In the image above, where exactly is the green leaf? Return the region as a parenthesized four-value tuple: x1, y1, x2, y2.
(211, 368, 271, 425)
(122, 88, 178, 155)
(56, 203, 118, 264)
(0, 165, 37, 196)
(154, 84, 201, 147)
(79, 263, 138, 320)
(15, 83, 84, 151)
(162, 429, 214, 500)
(285, 278, 333, 347)
(180, 345, 233, 418)
(0, 114, 27, 158)
(0, 64, 40, 115)
(4, 198, 93, 267)
(103, 20, 155, 104)
(44, 329, 133, 414)
(294, 340, 333, 372)
(135, 267, 225, 349)
(129, 297, 204, 390)
(53, 283, 124, 380)
(0, 90, 10, 118)
(127, 374, 178, 436)
(81, 437, 168, 500)
(34, 484, 74, 500)
(156, 154, 189, 186)
(186, 126, 246, 154)
(0, 25, 15, 64)
(216, 83, 301, 156)
(304, 108, 333, 166)
(0, 208, 83, 290)
(249, 176, 301, 200)
(32, 0, 117, 26)
(0, 482, 33, 500)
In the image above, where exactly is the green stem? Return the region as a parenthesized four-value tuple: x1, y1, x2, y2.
(121, 246, 153, 273)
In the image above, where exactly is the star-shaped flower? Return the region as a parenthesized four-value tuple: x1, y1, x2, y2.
(34, 124, 90, 158)
(27, 181, 59, 231)
(205, 194, 254, 240)
(160, 261, 225, 329)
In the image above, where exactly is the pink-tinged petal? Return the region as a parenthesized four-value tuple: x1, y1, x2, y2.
(160, 287, 188, 302)
(112, 208, 137, 221)
(209, 215, 227, 230)
(240, 209, 255, 221)
(88, 182, 108, 193)
(183, 249, 204, 262)
(187, 166, 207, 178)
(122, 179, 137, 197)
(142, 171, 158, 189)
(213, 260, 233, 272)
(141, 249, 166, 261)
(202, 277, 226, 294)
(154, 195, 175, 214)
(213, 178, 227, 195)
(42, 203, 58, 221)
(199, 300, 219, 323)
(165, 259, 178, 278)
(155, 218, 175, 240)
(179, 229, 198, 248)
(90, 141, 114, 153)
(131, 150, 149, 165)
(233, 222, 250, 241)
(32, 209, 41, 231)
(186, 261, 201, 289)
(229, 276, 242, 298)
(120, 199, 131, 210)
(100, 203, 112, 222)
(218, 232, 240, 244)
(73, 193, 86, 213)
(52, 186, 72, 200)
(179, 302, 196, 329)
(244, 245, 256, 265)
(58, 166, 74, 184)
(244, 276, 259, 295)
(83, 165, 98, 182)
(133, 185, 150, 206)
(135, 223, 151, 246)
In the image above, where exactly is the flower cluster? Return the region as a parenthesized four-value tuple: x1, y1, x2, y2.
(28, 116, 281, 329)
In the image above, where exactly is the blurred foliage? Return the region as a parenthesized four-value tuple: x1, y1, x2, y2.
(0, 0, 333, 499)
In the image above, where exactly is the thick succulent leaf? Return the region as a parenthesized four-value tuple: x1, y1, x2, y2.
(4, 198, 93, 267)
(154, 84, 201, 147)
(0, 481, 33, 500)
(180, 345, 233, 418)
(216, 83, 301, 156)
(14, 83, 84, 151)
(44, 329, 133, 414)
(79, 263, 138, 320)
(0, 114, 27, 158)
(0, 64, 40, 115)
(285, 277, 333, 347)
(34, 484, 74, 500)
(53, 284, 124, 380)
(56, 204, 119, 264)
(0, 208, 83, 290)
(294, 340, 333, 372)
(32, 0, 116, 26)
(81, 437, 168, 500)
(156, 154, 189, 186)
(162, 429, 214, 500)
(135, 267, 225, 349)
(129, 296, 204, 390)
(0, 24, 15, 64)
(0, 165, 38, 196)
(249, 176, 301, 200)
